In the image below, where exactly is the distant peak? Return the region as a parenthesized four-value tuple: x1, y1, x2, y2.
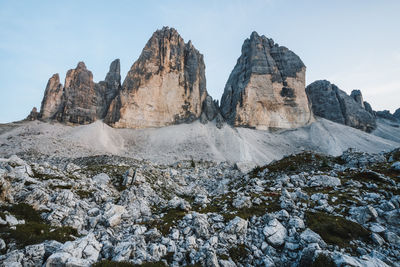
(76, 61, 86, 69)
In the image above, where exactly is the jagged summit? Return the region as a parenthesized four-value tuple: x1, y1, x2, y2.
(105, 27, 208, 128)
(306, 80, 376, 132)
(220, 31, 313, 130)
(39, 59, 121, 124)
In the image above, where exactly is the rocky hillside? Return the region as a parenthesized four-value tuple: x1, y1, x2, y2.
(220, 32, 313, 130)
(0, 148, 399, 266)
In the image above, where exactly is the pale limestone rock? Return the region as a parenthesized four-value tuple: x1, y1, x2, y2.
(40, 74, 63, 120)
(105, 27, 207, 128)
(221, 31, 313, 130)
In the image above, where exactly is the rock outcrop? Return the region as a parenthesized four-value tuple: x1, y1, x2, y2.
(105, 27, 207, 128)
(220, 32, 313, 130)
(376, 110, 398, 122)
(363, 101, 375, 117)
(350, 90, 364, 108)
(39, 60, 121, 124)
(26, 107, 39, 121)
(394, 108, 400, 121)
(306, 80, 376, 132)
(39, 74, 63, 120)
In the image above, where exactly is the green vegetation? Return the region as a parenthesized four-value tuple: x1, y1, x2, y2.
(83, 164, 131, 191)
(0, 203, 77, 248)
(145, 208, 186, 235)
(75, 189, 93, 199)
(49, 184, 73, 190)
(305, 211, 370, 249)
(250, 152, 342, 177)
(93, 260, 167, 267)
(310, 253, 336, 267)
(93, 260, 166, 267)
(229, 244, 249, 263)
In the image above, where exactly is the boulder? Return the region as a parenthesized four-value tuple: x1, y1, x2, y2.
(220, 31, 313, 130)
(306, 80, 376, 132)
(307, 175, 341, 187)
(105, 27, 208, 128)
(263, 218, 287, 246)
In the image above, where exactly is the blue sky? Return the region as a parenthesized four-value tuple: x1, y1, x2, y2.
(1, 0, 399, 123)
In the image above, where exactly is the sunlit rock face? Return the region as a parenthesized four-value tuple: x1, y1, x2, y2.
(220, 32, 313, 130)
(105, 27, 207, 128)
(39, 73, 63, 120)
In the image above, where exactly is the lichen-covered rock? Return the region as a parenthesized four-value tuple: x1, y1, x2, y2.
(220, 31, 313, 130)
(306, 80, 376, 132)
(105, 27, 207, 128)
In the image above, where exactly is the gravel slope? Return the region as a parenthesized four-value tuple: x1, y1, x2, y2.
(0, 118, 399, 165)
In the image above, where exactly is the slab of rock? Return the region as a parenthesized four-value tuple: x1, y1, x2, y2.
(45, 233, 102, 266)
(263, 218, 287, 246)
(307, 175, 341, 187)
(220, 31, 313, 130)
(306, 80, 376, 132)
(105, 27, 207, 128)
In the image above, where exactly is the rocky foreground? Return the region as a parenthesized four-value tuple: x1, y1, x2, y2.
(0, 148, 399, 266)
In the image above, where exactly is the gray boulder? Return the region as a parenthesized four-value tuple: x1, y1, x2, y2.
(306, 80, 376, 132)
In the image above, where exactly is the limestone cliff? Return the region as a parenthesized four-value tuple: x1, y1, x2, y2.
(306, 80, 376, 132)
(105, 27, 207, 128)
(220, 32, 313, 130)
(39, 74, 63, 120)
(39, 60, 121, 124)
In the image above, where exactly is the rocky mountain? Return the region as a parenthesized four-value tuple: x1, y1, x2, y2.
(104, 27, 208, 128)
(39, 60, 121, 124)
(220, 32, 313, 130)
(306, 80, 376, 132)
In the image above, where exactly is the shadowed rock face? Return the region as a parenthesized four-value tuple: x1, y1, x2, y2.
(351, 90, 364, 109)
(105, 27, 207, 128)
(376, 110, 398, 122)
(57, 62, 100, 124)
(394, 108, 400, 121)
(39, 60, 121, 124)
(220, 32, 313, 130)
(306, 80, 376, 132)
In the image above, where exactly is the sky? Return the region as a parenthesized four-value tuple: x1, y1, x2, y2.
(0, 0, 399, 123)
